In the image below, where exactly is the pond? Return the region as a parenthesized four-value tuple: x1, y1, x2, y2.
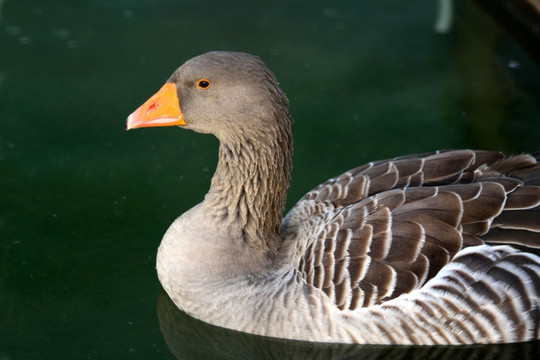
(1, 0, 539, 359)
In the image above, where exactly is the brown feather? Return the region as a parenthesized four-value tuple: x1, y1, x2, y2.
(373, 189, 406, 211)
(360, 259, 396, 300)
(393, 158, 424, 178)
(336, 176, 371, 206)
(334, 278, 351, 310)
(334, 228, 351, 260)
(482, 228, 540, 248)
(348, 226, 373, 256)
(348, 256, 371, 283)
(404, 187, 439, 203)
(460, 183, 506, 223)
(493, 210, 540, 232)
(367, 166, 399, 195)
(467, 150, 504, 169)
(504, 186, 540, 209)
(462, 221, 490, 236)
(422, 151, 475, 182)
(394, 192, 463, 227)
(385, 220, 425, 262)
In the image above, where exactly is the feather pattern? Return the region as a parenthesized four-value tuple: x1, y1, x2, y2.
(286, 150, 540, 313)
(130, 52, 540, 345)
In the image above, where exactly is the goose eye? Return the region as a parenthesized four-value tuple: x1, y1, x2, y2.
(197, 79, 211, 89)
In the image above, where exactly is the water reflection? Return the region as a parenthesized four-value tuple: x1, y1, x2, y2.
(434, 0, 453, 34)
(157, 291, 540, 360)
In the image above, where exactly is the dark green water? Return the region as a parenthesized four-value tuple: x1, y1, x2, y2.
(1, 0, 539, 359)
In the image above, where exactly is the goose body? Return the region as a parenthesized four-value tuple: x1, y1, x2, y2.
(127, 51, 540, 345)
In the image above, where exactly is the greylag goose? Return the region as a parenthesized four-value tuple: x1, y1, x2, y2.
(126, 51, 540, 345)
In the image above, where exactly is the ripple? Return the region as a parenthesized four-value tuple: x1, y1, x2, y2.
(66, 40, 78, 48)
(18, 36, 31, 44)
(53, 29, 70, 39)
(5, 25, 21, 35)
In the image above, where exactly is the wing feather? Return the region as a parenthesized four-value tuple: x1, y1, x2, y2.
(283, 150, 540, 311)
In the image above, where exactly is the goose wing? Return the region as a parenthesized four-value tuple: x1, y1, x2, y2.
(282, 150, 540, 310)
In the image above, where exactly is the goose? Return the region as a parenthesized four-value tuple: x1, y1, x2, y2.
(126, 51, 540, 345)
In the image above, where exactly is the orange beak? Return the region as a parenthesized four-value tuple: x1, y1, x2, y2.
(126, 83, 186, 130)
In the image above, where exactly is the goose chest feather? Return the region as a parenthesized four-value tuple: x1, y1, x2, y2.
(127, 51, 540, 345)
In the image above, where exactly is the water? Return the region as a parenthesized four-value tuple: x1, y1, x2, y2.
(1, 0, 539, 359)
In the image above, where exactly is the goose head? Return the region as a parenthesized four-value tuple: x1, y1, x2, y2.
(126, 51, 291, 143)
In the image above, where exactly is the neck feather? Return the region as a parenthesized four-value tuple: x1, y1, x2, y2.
(204, 113, 292, 252)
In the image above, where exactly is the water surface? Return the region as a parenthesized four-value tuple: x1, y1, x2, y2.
(1, 0, 539, 359)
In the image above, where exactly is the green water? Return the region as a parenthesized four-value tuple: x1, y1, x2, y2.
(1, 0, 539, 359)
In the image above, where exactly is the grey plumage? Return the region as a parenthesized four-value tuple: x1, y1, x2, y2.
(128, 51, 540, 344)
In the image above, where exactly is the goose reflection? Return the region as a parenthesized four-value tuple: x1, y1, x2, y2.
(157, 290, 540, 360)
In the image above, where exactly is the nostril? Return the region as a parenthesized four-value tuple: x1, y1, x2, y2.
(145, 103, 158, 117)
